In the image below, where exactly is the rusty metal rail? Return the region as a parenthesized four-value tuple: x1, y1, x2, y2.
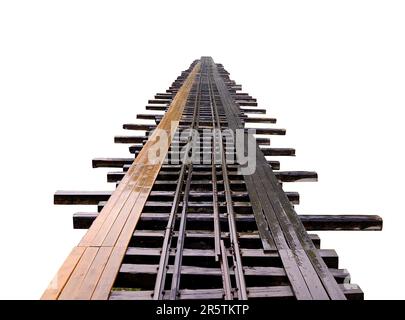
(43, 57, 382, 300)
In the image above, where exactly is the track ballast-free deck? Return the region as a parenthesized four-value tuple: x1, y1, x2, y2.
(43, 57, 382, 300)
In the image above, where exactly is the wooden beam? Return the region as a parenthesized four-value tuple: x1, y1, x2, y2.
(109, 284, 363, 300)
(261, 148, 295, 156)
(240, 108, 266, 114)
(254, 128, 286, 135)
(300, 215, 383, 231)
(63, 190, 298, 205)
(244, 117, 276, 123)
(114, 136, 146, 143)
(104, 171, 313, 184)
(146, 105, 167, 111)
(92, 158, 134, 168)
(122, 124, 153, 131)
(72, 211, 381, 231)
(92, 160, 280, 170)
(155, 93, 173, 99)
(236, 101, 258, 106)
(148, 99, 171, 104)
(55, 191, 112, 205)
(137, 114, 161, 120)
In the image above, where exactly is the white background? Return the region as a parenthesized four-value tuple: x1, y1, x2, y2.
(0, 0, 404, 299)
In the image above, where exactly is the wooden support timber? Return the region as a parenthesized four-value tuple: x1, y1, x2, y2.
(43, 57, 381, 300)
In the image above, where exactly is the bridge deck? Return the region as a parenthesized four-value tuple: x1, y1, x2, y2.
(42, 57, 381, 300)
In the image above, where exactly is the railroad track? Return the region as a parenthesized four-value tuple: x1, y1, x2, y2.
(43, 57, 382, 300)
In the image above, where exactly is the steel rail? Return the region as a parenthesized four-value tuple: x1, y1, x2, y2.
(206, 61, 248, 300)
(210, 103, 221, 260)
(169, 62, 205, 299)
(153, 67, 203, 300)
(220, 240, 233, 300)
(208, 67, 233, 300)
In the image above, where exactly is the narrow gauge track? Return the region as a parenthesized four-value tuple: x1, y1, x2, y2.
(43, 57, 382, 300)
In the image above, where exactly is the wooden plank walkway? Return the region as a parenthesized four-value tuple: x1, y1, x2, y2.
(42, 62, 200, 300)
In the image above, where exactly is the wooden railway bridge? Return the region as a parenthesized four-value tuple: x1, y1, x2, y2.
(42, 57, 382, 300)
